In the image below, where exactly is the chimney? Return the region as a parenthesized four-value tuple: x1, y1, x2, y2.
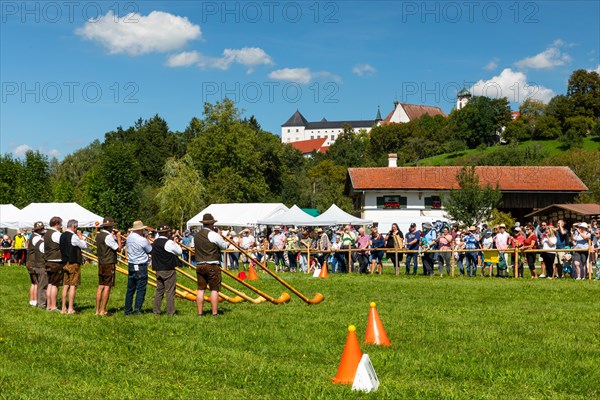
(388, 153, 397, 168)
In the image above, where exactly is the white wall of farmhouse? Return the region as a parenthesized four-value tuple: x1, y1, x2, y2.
(360, 190, 449, 234)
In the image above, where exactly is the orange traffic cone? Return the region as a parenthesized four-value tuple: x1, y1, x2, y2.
(332, 325, 363, 384)
(365, 302, 391, 346)
(247, 265, 259, 281)
(319, 261, 329, 278)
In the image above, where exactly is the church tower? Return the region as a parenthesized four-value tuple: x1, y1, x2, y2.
(456, 88, 472, 110)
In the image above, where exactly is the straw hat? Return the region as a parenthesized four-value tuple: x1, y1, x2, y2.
(578, 222, 589, 229)
(129, 220, 147, 231)
(499, 224, 506, 229)
(468, 226, 476, 231)
(273, 225, 282, 230)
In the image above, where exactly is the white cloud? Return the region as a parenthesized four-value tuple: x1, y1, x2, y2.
(166, 51, 202, 67)
(470, 68, 555, 103)
(484, 58, 499, 71)
(515, 42, 571, 70)
(352, 64, 376, 76)
(168, 47, 273, 73)
(76, 11, 201, 56)
(589, 65, 600, 74)
(268, 68, 341, 85)
(14, 144, 33, 156)
(48, 149, 60, 158)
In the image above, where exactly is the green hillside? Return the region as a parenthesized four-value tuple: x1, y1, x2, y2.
(414, 137, 600, 166)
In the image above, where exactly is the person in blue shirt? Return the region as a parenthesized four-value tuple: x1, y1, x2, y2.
(462, 226, 481, 277)
(124, 220, 152, 315)
(181, 229, 193, 263)
(404, 223, 420, 275)
(420, 222, 437, 276)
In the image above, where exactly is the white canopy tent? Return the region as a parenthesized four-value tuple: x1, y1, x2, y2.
(257, 205, 318, 226)
(313, 204, 372, 226)
(187, 203, 289, 229)
(17, 203, 103, 228)
(0, 204, 23, 229)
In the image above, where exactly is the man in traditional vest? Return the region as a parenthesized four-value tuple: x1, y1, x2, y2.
(96, 217, 121, 316)
(43, 216, 64, 312)
(125, 220, 152, 315)
(194, 213, 227, 317)
(152, 224, 182, 316)
(59, 219, 87, 314)
(26, 221, 45, 307)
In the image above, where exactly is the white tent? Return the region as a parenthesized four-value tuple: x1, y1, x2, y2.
(313, 204, 372, 226)
(257, 205, 318, 226)
(187, 203, 289, 228)
(0, 204, 22, 229)
(18, 203, 103, 228)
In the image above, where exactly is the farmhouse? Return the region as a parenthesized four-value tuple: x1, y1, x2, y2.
(345, 158, 588, 232)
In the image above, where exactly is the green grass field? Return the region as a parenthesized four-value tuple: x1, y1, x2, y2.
(1, 264, 599, 399)
(415, 137, 599, 166)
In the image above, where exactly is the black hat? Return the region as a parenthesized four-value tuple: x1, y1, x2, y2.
(33, 221, 45, 231)
(100, 217, 116, 227)
(157, 224, 170, 233)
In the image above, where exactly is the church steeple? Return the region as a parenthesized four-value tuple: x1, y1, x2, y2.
(456, 88, 472, 110)
(375, 105, 382, 120)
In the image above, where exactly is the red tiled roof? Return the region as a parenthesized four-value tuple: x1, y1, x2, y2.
(380, 103, 446, 125)
(401, 103, 447, 120)
(289, 138, 328, 154)
(348, 166, 588, 192)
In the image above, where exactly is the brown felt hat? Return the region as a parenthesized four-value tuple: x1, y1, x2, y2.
(201, 213, 217, 225)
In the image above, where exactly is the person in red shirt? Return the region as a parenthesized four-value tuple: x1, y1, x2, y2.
(521, 224, 539, 278)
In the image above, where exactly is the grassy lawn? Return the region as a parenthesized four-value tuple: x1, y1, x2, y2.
(1, 264, 599, 399)
(415, 137, 599, 166)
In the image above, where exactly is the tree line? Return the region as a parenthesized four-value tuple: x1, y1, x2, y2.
(1, 69, 598, 230)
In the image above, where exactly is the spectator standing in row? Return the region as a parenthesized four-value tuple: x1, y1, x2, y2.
(404, 223, 420, 275)
(369, 226, 385, 274)
(1, 234, 12, 266)
(270, 226, 286, 272)
(463, 226, 480, 277)
(385, 223, 404, 275)
(340, 225, 356, 273)
(572, 222, 590, 280)
(181, 229, 193, 263)
(554, 220, 569, 278)
(13, 231, 26, 266)
(356, 228, 370, 274)
(436, 226, 453, 277)
(521, 224, 539, 278)
(420, 222, 437, 276)
(494, 224, 511, 277)
(540, 226, 557, 279)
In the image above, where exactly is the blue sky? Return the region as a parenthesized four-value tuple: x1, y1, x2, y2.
(1, 1, 599, 158)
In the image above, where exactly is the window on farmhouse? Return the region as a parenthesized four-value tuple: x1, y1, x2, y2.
(377, 196, 407, 209)
(424, 196, 442, 209)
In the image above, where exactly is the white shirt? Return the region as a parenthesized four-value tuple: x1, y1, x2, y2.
(70, 231, 88, 249)
(101, 229, 119, 251)
(157, 234, 183, 256)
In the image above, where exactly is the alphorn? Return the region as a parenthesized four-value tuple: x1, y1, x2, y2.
(180, 237, 289, 304)
(222, 235, 325, 304)
(175, 258, 267, 304)
(82, 250, 195, 301)
(85, 237, 241, 303)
